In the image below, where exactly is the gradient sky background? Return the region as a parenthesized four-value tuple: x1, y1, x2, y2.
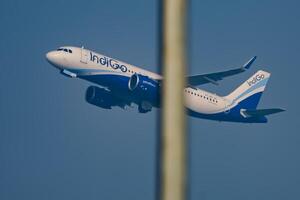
(1, 0, 299, 200)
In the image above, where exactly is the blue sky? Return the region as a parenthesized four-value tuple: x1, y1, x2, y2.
(0, 0, 299, 200)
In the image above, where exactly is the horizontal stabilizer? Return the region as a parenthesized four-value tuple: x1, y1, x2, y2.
(241, 108, 285, 118)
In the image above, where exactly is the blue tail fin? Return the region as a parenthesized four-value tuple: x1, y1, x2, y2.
(225, 70, 270, 109)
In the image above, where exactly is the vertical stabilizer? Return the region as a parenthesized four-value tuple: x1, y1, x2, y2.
(225, 70, 270, 109)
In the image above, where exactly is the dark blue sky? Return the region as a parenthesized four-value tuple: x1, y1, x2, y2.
(1, 0, 299, 200)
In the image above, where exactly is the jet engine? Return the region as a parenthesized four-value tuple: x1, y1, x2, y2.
(85, 86, 125, 109)
(128, 74, 160, 113)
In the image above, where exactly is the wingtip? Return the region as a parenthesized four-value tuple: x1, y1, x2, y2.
(243, 56, 257, 69)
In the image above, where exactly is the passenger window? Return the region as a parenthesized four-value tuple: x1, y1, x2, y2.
(69, 49, 72, 53)
(64, 49, 68, 52)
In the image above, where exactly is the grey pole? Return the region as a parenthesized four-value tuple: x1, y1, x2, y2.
(160, 0, 188, 200)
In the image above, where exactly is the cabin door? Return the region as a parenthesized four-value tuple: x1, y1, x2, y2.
(80, 47, 89, 64)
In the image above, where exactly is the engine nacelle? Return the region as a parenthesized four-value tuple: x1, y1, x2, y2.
(128, 74, 160, 106)
(85, 86, 124, 109)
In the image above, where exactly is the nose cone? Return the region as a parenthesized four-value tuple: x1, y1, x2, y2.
(46, 51, 54, 61)
(45, 51, 65, 68)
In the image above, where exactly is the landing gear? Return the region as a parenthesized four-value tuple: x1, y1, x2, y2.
(138, 101, 152, 113)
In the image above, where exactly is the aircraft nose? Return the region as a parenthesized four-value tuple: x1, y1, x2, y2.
(46, 51, 64, 68)
(46, 51, 57, 63)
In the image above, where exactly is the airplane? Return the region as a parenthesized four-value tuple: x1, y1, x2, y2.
(46, 46, 285, 123)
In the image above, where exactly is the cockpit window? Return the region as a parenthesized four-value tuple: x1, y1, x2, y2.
(57, 48, 72, 53)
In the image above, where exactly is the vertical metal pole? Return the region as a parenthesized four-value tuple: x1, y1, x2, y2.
(160, 0, 188, 200)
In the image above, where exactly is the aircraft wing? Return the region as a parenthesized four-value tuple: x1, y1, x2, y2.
(187, 56, 257, 86)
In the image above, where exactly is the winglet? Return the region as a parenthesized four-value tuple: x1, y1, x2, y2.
(243, 56, 257, 69)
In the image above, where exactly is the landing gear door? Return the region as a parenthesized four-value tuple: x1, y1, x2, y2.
(80, 47, 89, 64)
